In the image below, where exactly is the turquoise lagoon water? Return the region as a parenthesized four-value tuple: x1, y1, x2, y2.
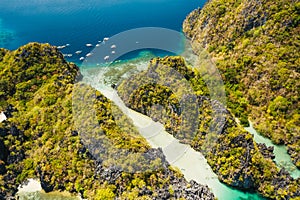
(18, 191, 79, 200)
(245, 122, 300, 179)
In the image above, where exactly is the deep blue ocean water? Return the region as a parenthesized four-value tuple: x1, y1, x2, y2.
(0, 0, 203, 63)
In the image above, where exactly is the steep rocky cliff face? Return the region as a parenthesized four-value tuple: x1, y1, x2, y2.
(0, 43, 214, 199)
(0, 43, 81, 199)
(117, 56, 300, 199)
(183, 0, 300, 169)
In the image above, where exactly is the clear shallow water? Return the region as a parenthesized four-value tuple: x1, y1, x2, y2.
(79, 64, 265, 200)
(17, 179, 80, 200)
(245, 122, 300, 179)
(18, 191, 80, 200)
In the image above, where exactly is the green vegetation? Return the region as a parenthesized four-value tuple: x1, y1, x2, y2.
(118, 56, 209, 139)
(0, 43, 214, 199)
(103, 63, 138, 86)
(183, 0, 300, 168)
(117, 56, 300, 199)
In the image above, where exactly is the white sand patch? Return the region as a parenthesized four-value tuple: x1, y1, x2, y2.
(17, 179, 83, 199)
(0, 112, 7, 123)
(17, 179, 42, 193)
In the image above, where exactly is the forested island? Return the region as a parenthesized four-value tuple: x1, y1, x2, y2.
(0, 0, 299, 199)
(183, 0, 299, 168)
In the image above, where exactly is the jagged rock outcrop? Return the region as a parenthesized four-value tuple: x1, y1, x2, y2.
(257, 143, 275, 160)
(94, 148, 215, 200)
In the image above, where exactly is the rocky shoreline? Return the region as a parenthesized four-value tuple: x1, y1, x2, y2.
(94, 148, 215, 200)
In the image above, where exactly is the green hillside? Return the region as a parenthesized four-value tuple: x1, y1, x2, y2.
(0, 43, 214, 199)
(183, 0, 300, 168)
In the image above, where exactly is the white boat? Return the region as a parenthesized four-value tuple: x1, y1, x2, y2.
(75, 51, 82, 54)
(57, 45, 66, 49)
(79, 57, 85, 61)
(104, 55, 110, 61)
(111, 44, 116, 49)
(86, 44, 93, 47)
(63, 54, 72, 57)
(66, 43, 70, 46)
(96, 44, 100, 47)
(86, 53, 93, 57)
(111, 51, 115, 54)
(103, 37, 109, 41)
